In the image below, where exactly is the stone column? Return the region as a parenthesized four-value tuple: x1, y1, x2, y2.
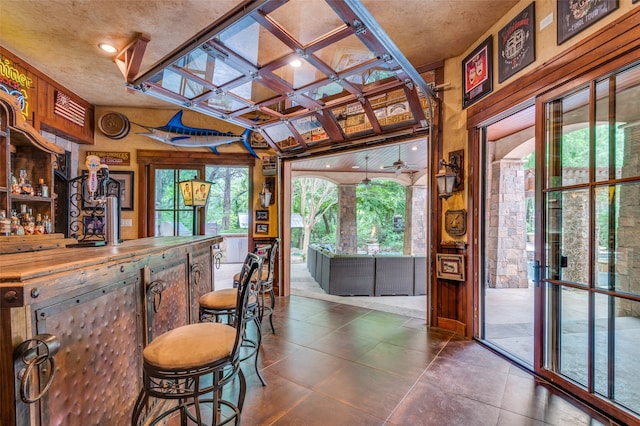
(618, 124, 640, 316)
(336, 184, 357, 254)
(486, 159, 529, 288)
(403, 185, 427, 255)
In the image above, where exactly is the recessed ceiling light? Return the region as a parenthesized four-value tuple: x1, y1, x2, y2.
(290, 59, 302, 68)
(411, 145, 418, 151)
(352, 165, 360, 169)
(325, 164, 331, 168)
(99, 43, 117, 53)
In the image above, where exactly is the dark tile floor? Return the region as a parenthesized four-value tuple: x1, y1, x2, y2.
(233, 295, 617, 426)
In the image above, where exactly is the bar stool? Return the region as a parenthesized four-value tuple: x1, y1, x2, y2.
(131, 253, 262, 426)
(232, 239, 279, 334)
(258, 238, 279, 334)
(199, 250, 267, 385)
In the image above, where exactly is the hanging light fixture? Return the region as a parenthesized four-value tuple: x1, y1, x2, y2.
(179, 177, 212, 235)
(259, 182, 272, 208)
(361, 156, 372, 189)
(435, 151, 463, 200)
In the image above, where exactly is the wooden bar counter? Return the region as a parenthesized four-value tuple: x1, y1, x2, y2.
(0, 235, 222, 425)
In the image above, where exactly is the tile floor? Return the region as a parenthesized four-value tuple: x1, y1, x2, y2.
(212, 263, 618, 425)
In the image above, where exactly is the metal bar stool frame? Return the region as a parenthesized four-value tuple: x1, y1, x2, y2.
(199, 250, 267, 385)
(131, 253, 262, 426)
(258, 238, 279, 335)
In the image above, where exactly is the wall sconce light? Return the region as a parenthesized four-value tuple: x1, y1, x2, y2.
(179, 177, 212, 235)
(435, 150, 464, 200)
(259, 182, 272, 208)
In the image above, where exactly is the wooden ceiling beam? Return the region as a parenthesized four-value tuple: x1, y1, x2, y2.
(115, 32, 150, 85)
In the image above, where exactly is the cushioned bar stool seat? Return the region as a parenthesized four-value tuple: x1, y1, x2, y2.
(131, 253, 261, 426)
(200, 251, 266, 385)
(143, 322, 235, 370)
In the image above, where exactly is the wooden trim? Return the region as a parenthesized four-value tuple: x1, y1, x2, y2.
(0, 91, 64, 155)
(464, 9, 640, 425)
(466, 6, 640, 339)
(136, 150, 255, 166)
(466, 7, 640, 128)
(0, 308, 15, 426)
(136, 149, 257, 238)
(468, 125, 480, 338)
(436, 317, 466, 335)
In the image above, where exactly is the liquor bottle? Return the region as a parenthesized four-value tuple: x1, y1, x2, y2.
(11, 211, 24, 235)
(22, 209, 35, 235)
(42, 214, 52, 234)
(35, 214, 45, 235)
(10, 172, 20, 194)
(0, 211, 11, 236)
(18, 204, 27, 222)
(41, 181, 49, 198)
(36, 178, 43, 196)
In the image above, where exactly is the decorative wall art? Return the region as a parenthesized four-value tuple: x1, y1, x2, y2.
(110, 171, 135, 210)
(250, 131, 269, 149)
(498, 3, 535, 83)
(436, 254, 466, 281)
(256, 210, 269, 221)
(255, 223, 269, 234)
(557, 0, 618, 44)
(445, 209, 467, 237)
(462, 36, 493, 109)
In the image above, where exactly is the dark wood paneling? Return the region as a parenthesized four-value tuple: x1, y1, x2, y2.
(38, 81, 94, 144)
(136, 150, 255, 166)
(1, 47, 94, 144)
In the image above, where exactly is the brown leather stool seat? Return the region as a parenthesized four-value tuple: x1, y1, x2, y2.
(131, 253, 262, 426)
(199, 250, 267, 385)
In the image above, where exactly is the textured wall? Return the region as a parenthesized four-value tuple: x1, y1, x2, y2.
(486, 159, 529, 288)
(337, 185, 357, 254)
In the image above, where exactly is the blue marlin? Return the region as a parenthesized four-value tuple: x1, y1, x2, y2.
(135, 111, 258, 157)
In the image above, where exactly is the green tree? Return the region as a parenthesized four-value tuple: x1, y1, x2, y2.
(205, 166, 248, 233)
(292, 178, 337, 255)
(356, 181, 406, 252)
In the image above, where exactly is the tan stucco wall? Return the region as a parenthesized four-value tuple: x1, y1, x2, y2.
(85, 106, 261, 239)
(440, 0, 636, 240)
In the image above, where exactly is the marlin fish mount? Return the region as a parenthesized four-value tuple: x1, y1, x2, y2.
(98, 110, 258, 157)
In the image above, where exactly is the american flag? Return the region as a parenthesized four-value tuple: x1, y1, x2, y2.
(54, 91, 85, 126)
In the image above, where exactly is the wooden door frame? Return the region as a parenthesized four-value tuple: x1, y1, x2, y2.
(136, 150, 255, 238)
(465, 8, 640, 425)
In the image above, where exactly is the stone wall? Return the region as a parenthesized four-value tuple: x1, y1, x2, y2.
(404, 185, 427, 255)
(336, 184, 357, 254)
(617, 124, 640, 316)
(486, 159, 529, 288)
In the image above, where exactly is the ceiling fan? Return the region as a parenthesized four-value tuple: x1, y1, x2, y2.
(361, 156, 373, 189)
(382, 146, 419, 175)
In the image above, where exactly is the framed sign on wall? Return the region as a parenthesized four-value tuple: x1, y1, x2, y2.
(498, 2, 535, 83)
(436, 254, 466, 281)
(557, 0, 618, 44)
(462, 36, 493, 109)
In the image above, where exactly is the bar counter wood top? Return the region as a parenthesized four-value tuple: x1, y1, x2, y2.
(0, 235, 222, 426)
(0, 235, 220, 284)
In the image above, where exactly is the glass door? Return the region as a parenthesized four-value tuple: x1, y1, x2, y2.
(541, 62, 640, 417)
(153, 167, 201, 236)
(480, 104, 536, 366)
